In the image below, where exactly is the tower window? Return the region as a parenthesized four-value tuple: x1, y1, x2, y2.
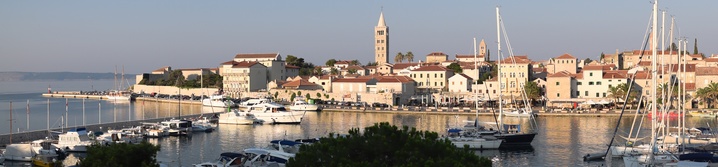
(377, 30, 385, 35)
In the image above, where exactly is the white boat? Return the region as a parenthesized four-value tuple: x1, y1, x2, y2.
(218, 109, 260, 125)
(52, 127, 93, 152)
(288, 100, 321, 111)
(193, 152, 245, 167)
(238, 98, 272, 108)
(96, 129, 144, 144)
(446, 128, 502, 149)
(202, 95, 236, 108)
(503, 109, 535, 117)
(242, 148, 294, 167)
(141, 123, 170, 138)
(105, 91, 131, 101)
(2, 144, 34, 162)
(160, 119, 192, 136)
(246, 103, 305, 124)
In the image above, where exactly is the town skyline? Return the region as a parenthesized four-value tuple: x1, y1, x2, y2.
(2, 1, 716, 74)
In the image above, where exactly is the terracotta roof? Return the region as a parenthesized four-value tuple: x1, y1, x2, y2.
(453, 73, 474, 80)
(455, 54, 485, 59)
(637, 61, 652, 66)
(392, 63, 420, 70)
(498, 56, 531, 64)
(572, 72, 583, 79)
(704, 58, 718, 62)
(631, 71, 652, 79)
(282, 79, 320, 88)
(229, 61, 262, 68)
(412, 65, 450, 72)
(220, 61, 236, 65)
(153, 66, 170, 72)
(583, 65, 610, 71)
(696, 67, 718, 75)
(426, 52, 447, 56)
(376, 76, 415, 83)
(234, 53, 278, 59)
(344, 65, 366, 71)
(285, 65, 300, 69)
(555, 53, 576, 59)
(602, 72, 626, 79)
(333, 78, 374, 83)
(547, 71, 572, 77)
(689, 54, 703, 58)
(533, 67, 547, 73)
(335, 60, 351, 65)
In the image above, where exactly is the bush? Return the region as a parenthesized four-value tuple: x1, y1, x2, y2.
(81, 141, 161, 167)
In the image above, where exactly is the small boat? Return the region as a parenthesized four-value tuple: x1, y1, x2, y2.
(218, 109, 260, 125)
(31, 154, 61, 167)
(242, 148, 294, 166)
(96, 128, 144, 144)
(193, 152, 246, 167)
(688, 110, 716, 118)
(160, 119, 192, 136)
(647, 111, 683, 118)
(202, 94, 236, 108)
(268, 140, 304, 154)
(288, 99, 321, 111)
(246, 103, 305, 124)
(503, 109, 536, 117)
(2, 143, 34, 161)
(238, 98, 272, 108)
(141, 123, 170, 138)
(52, 127, 93, 152)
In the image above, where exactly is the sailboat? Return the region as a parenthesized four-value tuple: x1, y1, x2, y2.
(106, 66, 131, 101)
(490, 6, 537, 146)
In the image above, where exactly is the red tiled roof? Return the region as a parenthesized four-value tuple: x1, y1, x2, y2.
(453, 73, 474, 80)
(631, 71, 652, 79)
(282, 79, 320, 87)
(572, 72, 583, 79)
(412, 65, 450, 72)
(696, 67, 718, 75)
(547, 71, 572, 77)
(533, 67, 547, 73)
(704, 58, 718, 62)
(153, 66, 170, 72)
(333, 78, 374, 83)
(583, 65, 609, 71)
(555, 53, 576, 59)
(364, 66, 377, 69)
(230, 61, 261, 68)
(344, 65, 366, 71)
(499, 56, 531, 64)
(602, 72, 626, 79)
(390, 63, 418, 70)
(234, 53, 278, 59)
(377, 76, 415, 83)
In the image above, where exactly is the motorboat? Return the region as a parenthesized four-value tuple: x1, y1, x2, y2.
(52, 127, 94, 152)
(218, 109, 261, 125)
(288, 100, 321, 111)
(141, 123, 170, 138)
(503, 109, 536, 117)
(32, 154, 61, 167)
(2, 143, 34, 161)
(193, 152, 245, 167)
(160, 119, 192, 136)
(245, 102, 305, 124)
(105, 90, 131, 101)
(96, 129, 144, 144)
(202, 94, 236, 108)
(268, 140, 304, 154)
(238, 98, 272, 108)
(242, 148, 294, 167)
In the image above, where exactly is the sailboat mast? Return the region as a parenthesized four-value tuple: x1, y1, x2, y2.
(474, 38, 479, 117)
(10, 102, 13, 144)
(682, 38, 687, 149)
(496, 6, 504, 131)
(650, 0, 659, 163)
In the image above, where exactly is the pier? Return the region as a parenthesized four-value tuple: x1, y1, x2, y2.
(42, 91, 108, 99)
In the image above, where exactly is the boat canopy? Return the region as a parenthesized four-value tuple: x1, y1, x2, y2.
(270, 140, 302, 146)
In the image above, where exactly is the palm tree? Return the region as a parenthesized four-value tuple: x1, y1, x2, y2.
(330, 68, 339, 75)
(395, 52, 404, 63)
(696, 82, 718, 108)
(406, 51, 414, 62)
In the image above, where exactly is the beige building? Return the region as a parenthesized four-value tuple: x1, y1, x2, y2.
(546, 71, 575, 103)
(546, 53, 577, 74)
(308, 75, 337, 92)
(409, 65, 453, 93)
(425, 52, 448, 64)
(341, 66, 368, 76)
(448, 73, 473, 93)
(696, 67, 718, 89)
(376, 63, 393, 75)
(219, 61, 268, 98)
(281, 79, 323, 90)
(286, 65, 300, 77)
(498, 56, 532, 95)
(375, 12, 389, 65)
(233, 53, 288, 82)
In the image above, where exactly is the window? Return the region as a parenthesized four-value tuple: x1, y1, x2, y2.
(618, 80, 621, 82)
(489, 84, 492, 87)
(435, 74, 437, 78)
(460, 81, 463, 85)
(556, 82, 560, 85)
(493, 90, 496, 94)
(420, 74, 423, 78)
(576, 91, 579, 96)
(377, 30, 384, 35)
(441, 82, 443, 86)
(585, 91, 588, 96)
(441, 74, 443, 78)
(577, 82, 582, 85)
(434, 82, 437, 86)
(590, 72, 593, 76)
(321, 82, 325, 85)
(603, 93, 606, 97)
(596, 93, 599, 97)
(589, 82, 594, 85)
(452, 81, 455, 85)
(377, 40, 380, 43)
(557, 93, 560, 97)
(597, 82, 602, 85)
(608, 80, 612, 82)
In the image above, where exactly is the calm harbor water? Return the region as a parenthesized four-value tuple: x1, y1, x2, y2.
(2, 80, 717, 166)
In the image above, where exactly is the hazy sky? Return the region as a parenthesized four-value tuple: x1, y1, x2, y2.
(2, 0, 716, 74)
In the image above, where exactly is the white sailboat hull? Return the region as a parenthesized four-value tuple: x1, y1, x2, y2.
(105, 95, 130, 101)
(289, 105, 320, 111)
(251, 111, 304, 124)
(448, 137, 502, 149)
(218, 111, 257, 125)
(202, 99, 233, 108)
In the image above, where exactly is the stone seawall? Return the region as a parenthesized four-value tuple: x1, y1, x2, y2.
(0, 113, 214, 146)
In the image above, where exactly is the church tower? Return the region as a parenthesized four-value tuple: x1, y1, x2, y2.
(375, 12, 389, 65)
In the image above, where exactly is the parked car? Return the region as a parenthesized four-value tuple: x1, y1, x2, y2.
(372, 103, 388, 108)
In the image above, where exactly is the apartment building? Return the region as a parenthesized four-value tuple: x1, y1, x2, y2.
(219, 61, 268, 98)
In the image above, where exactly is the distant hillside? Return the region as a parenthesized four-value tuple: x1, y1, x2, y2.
(0, 72, 133, 81)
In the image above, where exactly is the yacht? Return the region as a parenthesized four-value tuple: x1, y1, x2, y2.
(503, 108, 536, 117)
(242, 148, 294, 167)
(141, 123, 170, 138)
(446, 120, 503, 149)
(105, 90, 131, 101)
(96, 128, 144, 144)
(2, 144, 34, 162)
(288, 100, 321, 111)
(218, 109, 261, 125)
(238, 98, 272, 108)
(202, 94, 236, 108)
(193, 152, 245, 167)
(246, 102, 305, 124)
(160, 119, 192, 136)
(52, 127, 94, 152)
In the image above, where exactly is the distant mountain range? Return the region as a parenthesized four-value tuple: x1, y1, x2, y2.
(0, 72, 134, 81)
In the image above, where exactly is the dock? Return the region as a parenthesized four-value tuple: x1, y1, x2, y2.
(42, 91, 108, 99)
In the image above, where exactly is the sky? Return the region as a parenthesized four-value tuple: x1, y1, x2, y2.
(1, 0, 716, 74)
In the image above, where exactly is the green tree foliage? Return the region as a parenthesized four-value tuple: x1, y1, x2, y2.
(608, 83, 638, 104)
(274, 91, 279, 99)
(330, 68, 339, 75)
(291, 92, 297, 102)
(306, 93, 311, 99)
(325, 59, 337, 66)
(524, 81, 542, 100)
(696, 82, 718, 108)
(406, 51, 414, 62)
(81, 142, 161, 167)
(349, 60, 361, 66)
(299, 68, 313, 76)
(667, 42, 678, 51)
(394, 52, 404, 63)
(287, 122, 491, 167)
(366, 61, 378, 66)
(348, 69, 358, 74)
(324, 94, 329, 99)
(316, 93, 321, 99)
(477, 63, 497, 84)
(446, 63, 463, 74)
(313, 68, 323, 75)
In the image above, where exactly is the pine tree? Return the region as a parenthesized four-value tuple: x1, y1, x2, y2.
(694, 38, 698, 55)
